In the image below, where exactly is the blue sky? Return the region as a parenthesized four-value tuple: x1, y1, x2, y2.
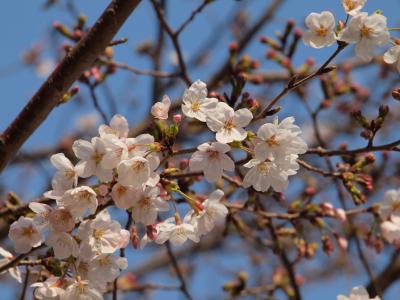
(1, 0, 400, 299)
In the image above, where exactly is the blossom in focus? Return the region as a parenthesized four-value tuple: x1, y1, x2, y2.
(338, 12, 390, 62)
(337, 286, 380, 300)
(57, 186, 98, 219)
(111, 183, 136, 209)
(131, 186, 169, 225)
(154, 216, 200, 246)
(254, 117, 307, 162)
(151, 95, 171, 120)
(206, 102, 253, 143)
(181, 80, 218, 122)
(191, 189, 228, 235)
(303, 11, 336, 48)
(342, 0, 367, 16)
(63, 279, 103, 300)
(383, 45, 400, 72)
(73, 137, 113, 182)
(8, 217, 43, 253)
(117, 156, 151, 188)
(98, 114, 129, 139)
(189, 142, 235, 182)
(243, 154, 299, 193)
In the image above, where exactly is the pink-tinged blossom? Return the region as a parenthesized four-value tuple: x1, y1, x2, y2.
(190, 189, 228, 235)
(181, 80, 218, 122)
(8, 217, 43, 253)
(206, 102, 253, 143)
(98, 114, 129, 139)
(73, 137, 113, 182)
(63, 279, 103, 300)
(338, 13, 390, 62)
(189, 142, 235, 182)
(303, 11, 336, 48)
(381, 216, 400, 244)
(111, 183, 136, 209)
(31, 277, 67, 300)
(46, 230, 79, 259)
(57, 186, 98, 219)
(379, 188, 400, 219)
(151, 95, 171, 120)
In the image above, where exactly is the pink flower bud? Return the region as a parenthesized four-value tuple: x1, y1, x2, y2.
(335, 208, 347, 223)
(173, 114, 182, 123)
(98, 184, 109, 197)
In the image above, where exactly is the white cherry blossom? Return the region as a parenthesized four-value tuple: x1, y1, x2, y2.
(126, 133, 155, 158)
(9, 217, 43, 253)
(379, 188, 400, 219)
(206, 102, 253, 143)
(117, 156, 152, 188)
(62, 279, 103, 300)
(29, 202, 53, 231)
(87, 254, 128, 290)
(381, 216, 400, 244)
(342, 0, 367, 16)
(181, 80, 218, 122)
(78, 209, 129, 255)
(303, 11, 336, 48)
(48, 208, 75, 232)
(337, 286, 380, 300)
(191, 189, 228, 235)
(383, 45, 400, 72)
(189, 142, 235, 182)
(151, 95, 171, 120)
(0, 247, 22, 283)
(98, 114, 129, 139)
(243, 154, 299, 193)
(154, 217, 200, 245)
(254, 117, 308, 162)
(49, 153, 78, 191)
(46, 230, 79, 259)
(338, 12, 390, 62)
(111, 183, 136, 209)
(57, 186, 98, 219)
(73, 137, 113, 182)
(131, 186, 169, 225)
(101, 134, 129, 170)
(31, 277, 66, 300)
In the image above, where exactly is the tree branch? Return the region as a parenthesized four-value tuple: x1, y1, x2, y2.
(0, 0, 142, 173)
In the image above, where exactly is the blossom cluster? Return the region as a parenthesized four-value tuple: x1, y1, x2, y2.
(304, 0, 400, 72)
(3, 79, 308, 299)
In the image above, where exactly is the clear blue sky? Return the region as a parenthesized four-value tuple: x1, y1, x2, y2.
(1, 0, 400, 299)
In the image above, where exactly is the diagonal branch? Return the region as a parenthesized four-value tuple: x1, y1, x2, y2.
(0, 0, 142, 173)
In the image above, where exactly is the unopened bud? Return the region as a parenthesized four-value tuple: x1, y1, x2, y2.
(173, 114, 182, 124)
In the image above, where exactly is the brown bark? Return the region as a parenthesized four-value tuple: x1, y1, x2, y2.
(0, 0, 142, 173)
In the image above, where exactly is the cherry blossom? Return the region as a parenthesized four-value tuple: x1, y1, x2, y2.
(181, 80, 218, 122)
(342, 0, 367, 16)
(303, 11, 336, 48)
(98, 114, 129, 139)
(46, 230, 79, 259)
(63, 278, 103, 300)
(206, 102, 253, 143)
(49, 153, 78, 191)
(337, 286, 380, 300)
(73, 137, 113, 182)
(9, 217, 43, 253)
(191, 189, 228, 235)
(48, 208, 76, 232)
(381, 216, 400, 244)
(101, 134, 129, 169)
(31, 277, 67, 300)
(383, 45, 400, 72)
(243, 154, 299, 193)
(254, 117, 308, 162)
(154, 216, 200, 245)
(111, 183, 136, 209)
(0, 247, 22, 283)
(151, 95, 171, 120)
(131, 186, 169, 225)
(117, 156, 152, 188)
(87, 254, 128, 289)
(57, 186, 98, 219)
(29, 202, 53, 231)
(338, 12, 390, 62)
(379, 188, 400, 219)
(189, 142, 235, 182)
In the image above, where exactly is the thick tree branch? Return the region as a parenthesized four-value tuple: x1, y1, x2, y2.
(0, 0, 142, 173)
